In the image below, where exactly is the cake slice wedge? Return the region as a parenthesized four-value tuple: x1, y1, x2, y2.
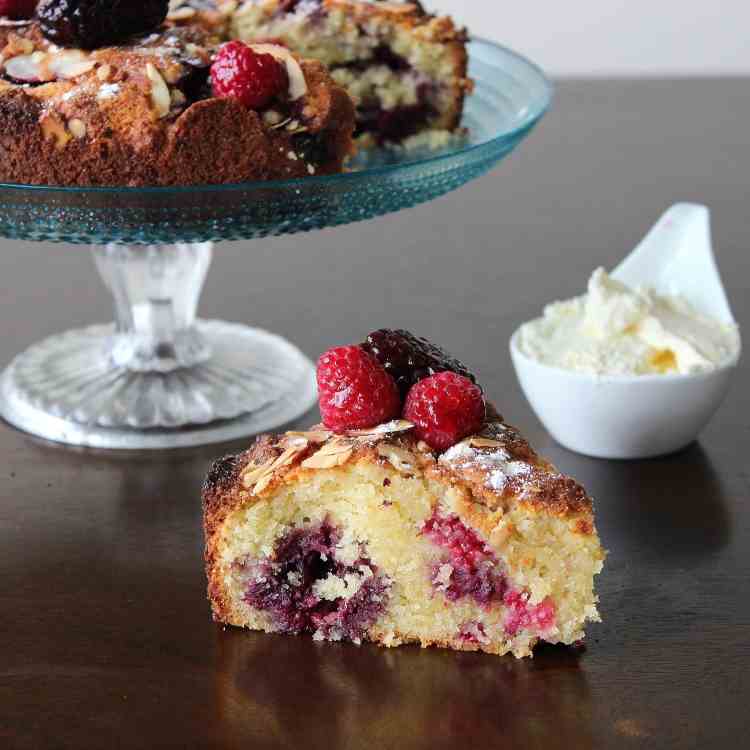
(203, 419, 605, 657)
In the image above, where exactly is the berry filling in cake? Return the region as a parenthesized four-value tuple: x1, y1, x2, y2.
(232, 0, 471, 144)
(204, 328, 605, 658)
(233, 518, 391, 643)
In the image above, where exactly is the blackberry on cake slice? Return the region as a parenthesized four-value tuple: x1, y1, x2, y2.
(203, 334, 605, 658)
(231, 0, 472, 145)
(0, 4, 355, 185)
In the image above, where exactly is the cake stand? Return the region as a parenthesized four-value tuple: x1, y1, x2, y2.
(0, 39, 552, 449)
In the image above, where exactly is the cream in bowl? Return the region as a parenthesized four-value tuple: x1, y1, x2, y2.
(510, 203, 741, 459)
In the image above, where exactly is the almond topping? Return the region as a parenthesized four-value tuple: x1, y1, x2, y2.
(301, 447, 353, 470)
(469, 437, 506, 449)
(146, 63, 171, 119)
(97, 63, 112, 82)
(286, 429, 332, 443)
(377, 444, 415, 474)
(167, 7, 197, 21)
(67, 118, 86, 139)
(241, 458, 275, 489)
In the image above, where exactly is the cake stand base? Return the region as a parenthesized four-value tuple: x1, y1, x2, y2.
(0, 321, 317, 450)
(0, 243, 317, 449)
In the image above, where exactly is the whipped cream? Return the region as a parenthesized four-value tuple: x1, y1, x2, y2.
(518, 268, 740, 376)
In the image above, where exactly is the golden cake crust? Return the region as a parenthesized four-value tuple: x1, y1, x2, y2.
(0, 21, 355, 186)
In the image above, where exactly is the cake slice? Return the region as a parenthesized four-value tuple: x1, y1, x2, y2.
(203, 331, 605, 657)
(230, 0, 472, 145)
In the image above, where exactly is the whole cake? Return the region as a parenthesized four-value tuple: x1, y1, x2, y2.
(0, 0, 355, 185)
(203, 330, 605, 657)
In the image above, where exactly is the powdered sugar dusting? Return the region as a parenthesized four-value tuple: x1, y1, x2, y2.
(440, 431, 534, 494)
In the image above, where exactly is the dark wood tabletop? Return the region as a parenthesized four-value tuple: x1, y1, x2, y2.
(2, 79, 749, 750)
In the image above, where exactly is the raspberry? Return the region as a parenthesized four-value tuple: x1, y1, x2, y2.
(210, 41, 288, 110)
(317, 346, 400, 432)
(37, 0, 169, 49)
(403, 372, 485, 451)
(362, 329, 477, 399)
(0, 0, 37, 19)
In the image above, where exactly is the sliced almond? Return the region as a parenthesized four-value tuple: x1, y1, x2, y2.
(469, 437, 506, 449)
(146, 62, 171, 119)
(45, 50, 95, 81)
(377, 444, 415, 474)
(241, 458, 275, 489)
(97, 63, 112, 82)
(301, 447, 353, 470)
(253, 471, 275, 496)
(167, 7, 197, 21)
(67, 118, 86, 139)
(249, 43, 308, 101)
(347, 420, 414, 439)
(286, 429, 332, 443)
(416, 440, 433, 454)
(4, 53, 47, 83)
(316, 439, 354, 456)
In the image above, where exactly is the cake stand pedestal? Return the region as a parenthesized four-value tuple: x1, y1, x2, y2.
(0, 39, 552, 449)
(0, 242, 316, 448)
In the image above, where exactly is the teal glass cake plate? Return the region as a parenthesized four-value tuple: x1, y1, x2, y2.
(0, 39, 552, 449)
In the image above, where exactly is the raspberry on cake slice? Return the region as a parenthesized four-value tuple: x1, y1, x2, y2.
(203, 331, 605, 657)
(0, 1, 355, 185)
(230, 0, 472, 145)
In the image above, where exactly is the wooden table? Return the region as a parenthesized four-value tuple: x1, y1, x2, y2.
(2, 80, 748, 749)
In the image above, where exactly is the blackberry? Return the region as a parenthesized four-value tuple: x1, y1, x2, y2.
(37, 0, 169, 49)
(361, 329, 478, 398)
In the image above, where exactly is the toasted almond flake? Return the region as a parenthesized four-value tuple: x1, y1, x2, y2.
(269, 442, 307, 472)
(218, 0, 238, 14)
(253, 471, 275, 495)
(167, 7, 197, 20)
(263, 109, 284, 126)
(146, 63, 171, 119)
(285, 119, 300, 131)
(301, 447, 353, 470)
(249, 43, 307, 100)
(67, 118, 86, 138)
(347, 420, 414, 438)
(316, 439, 354, 456)
(470, 437, 506, 449)
(97, 63, 112, 81)
(287, 430, 332, 443)
(241, 458, 275, 489)
(377, 444, 415, 474)
(417, 441, 433, 453)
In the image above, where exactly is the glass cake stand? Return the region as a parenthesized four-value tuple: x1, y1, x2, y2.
(0, 39, 552, 449)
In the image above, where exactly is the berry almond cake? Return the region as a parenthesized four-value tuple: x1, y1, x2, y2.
(203, 331, 605, 657)
(230, 0, 472, 145)
(0, 0, 355, 185)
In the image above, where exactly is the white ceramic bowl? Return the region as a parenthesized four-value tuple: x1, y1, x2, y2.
(509, 203, 741, 459)
(510, 332, 739, 459)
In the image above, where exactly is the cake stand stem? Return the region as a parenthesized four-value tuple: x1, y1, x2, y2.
(92, 243, 213, 373)
(0, 242, 317, 449)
